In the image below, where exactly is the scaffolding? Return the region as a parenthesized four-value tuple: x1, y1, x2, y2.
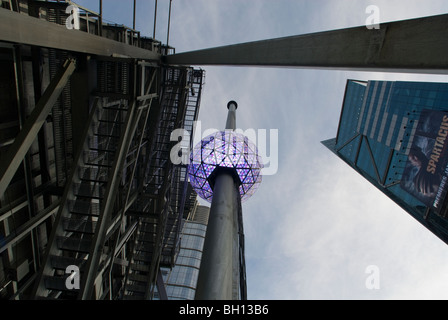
(0, 0, 204, 299)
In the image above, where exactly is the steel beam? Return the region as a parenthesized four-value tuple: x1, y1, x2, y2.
(165, 14, 448, 74)
(0, 58, 76, 196)
(156, 269, 168, 300)
(0, 201, 60, 254)
(0, 9, 160, 60)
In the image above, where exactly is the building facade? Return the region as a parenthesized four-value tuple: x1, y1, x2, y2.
(158, 204, 209, 300)
(323, 79, 448, 244)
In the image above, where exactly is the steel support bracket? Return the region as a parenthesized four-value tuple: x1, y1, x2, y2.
(0, 58, 76, 196)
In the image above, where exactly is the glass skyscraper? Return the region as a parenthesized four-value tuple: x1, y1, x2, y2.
(323, 79, 448, 244)
(161, 205, 210, 300)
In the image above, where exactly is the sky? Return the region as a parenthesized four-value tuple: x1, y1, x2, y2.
(76, 0, 448, 300)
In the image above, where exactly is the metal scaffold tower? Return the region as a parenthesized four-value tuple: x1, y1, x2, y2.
(0, 0, 203, 300)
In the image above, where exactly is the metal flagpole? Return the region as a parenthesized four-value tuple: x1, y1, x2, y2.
(195, 101, 240, 300)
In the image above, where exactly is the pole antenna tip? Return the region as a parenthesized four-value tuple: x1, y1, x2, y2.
(227, 100, 238, 110)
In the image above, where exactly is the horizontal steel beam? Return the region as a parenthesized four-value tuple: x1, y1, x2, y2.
(165, 14, 448, 74)
(0, 9, 160, 60)
(0, 201, 60, 254)
(0, 58, 76, 196)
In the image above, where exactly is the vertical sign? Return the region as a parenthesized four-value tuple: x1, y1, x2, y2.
(401, 110, 448, 213)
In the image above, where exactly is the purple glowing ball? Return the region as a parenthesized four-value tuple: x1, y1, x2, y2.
(188, 130, 263, 203)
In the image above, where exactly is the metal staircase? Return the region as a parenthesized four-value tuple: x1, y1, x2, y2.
(120, 69, 178, 300)
(32, 97, 124, 299)
(32, 60, 159, 299)
(0, 1, 205, 301)
(30, 61, 202, 300)
(120, 171, 173, 300)
(120, 67, 201, 300)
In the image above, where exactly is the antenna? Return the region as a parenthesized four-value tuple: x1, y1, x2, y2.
(191, 101, 263, 299)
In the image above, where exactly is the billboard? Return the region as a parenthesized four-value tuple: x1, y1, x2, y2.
(401, 110, 448, 213)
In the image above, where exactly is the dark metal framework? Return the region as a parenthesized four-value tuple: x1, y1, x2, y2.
(0, 0, 203, 300)
(334, 133, 400, 189)
(2, 0, 446, 301)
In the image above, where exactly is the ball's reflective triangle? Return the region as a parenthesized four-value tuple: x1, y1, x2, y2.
(188, 130, 263, 203)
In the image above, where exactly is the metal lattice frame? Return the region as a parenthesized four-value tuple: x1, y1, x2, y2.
(0, 1, 203, 300)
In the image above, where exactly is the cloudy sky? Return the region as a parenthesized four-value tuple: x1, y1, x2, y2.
(77, 0, 448, 300)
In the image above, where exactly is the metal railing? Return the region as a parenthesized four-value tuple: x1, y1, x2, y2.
(1, 0, 164, 54)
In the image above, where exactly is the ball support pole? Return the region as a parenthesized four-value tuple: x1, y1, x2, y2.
(195, 101, 241, 300)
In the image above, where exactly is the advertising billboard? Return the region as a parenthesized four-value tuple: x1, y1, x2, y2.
(401, 110, 448, 213)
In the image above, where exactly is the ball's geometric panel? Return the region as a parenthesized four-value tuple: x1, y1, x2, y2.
(188, 130, 263, 203)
